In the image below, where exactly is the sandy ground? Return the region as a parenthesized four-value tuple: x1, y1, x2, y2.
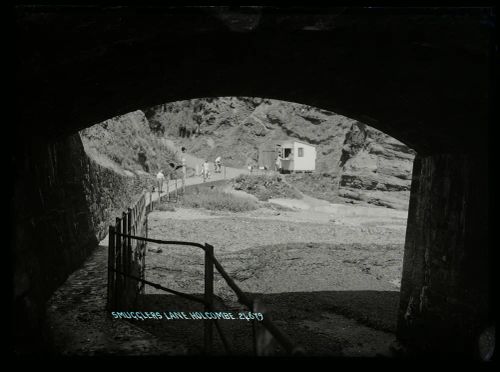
(137, 192, 408, 356)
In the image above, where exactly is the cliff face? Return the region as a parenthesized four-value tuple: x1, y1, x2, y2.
(144, 97, 354, 175)
(338, 122, 416, 210)
(144, 97, 416, 210)
(81, 110, 178, 176)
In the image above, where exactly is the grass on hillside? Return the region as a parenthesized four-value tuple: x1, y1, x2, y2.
(233, 174, 303, 201)
(182, 189, 259, 212)
(157, 184, 259, 212)
(284, 172, 344, 203)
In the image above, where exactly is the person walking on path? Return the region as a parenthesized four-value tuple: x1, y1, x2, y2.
(275, 155, 282, 173)
(215, 156, 222, 173)
(202, 160, 210, 182)
(180, 147, 187, 192)
(156, 170, 165, 195)
(181, 147, 187, 177)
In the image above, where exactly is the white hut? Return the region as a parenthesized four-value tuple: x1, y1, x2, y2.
(259, 139, 316, 173)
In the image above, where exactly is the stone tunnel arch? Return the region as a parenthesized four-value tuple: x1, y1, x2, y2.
(14, 6, 492, 357)
(16, 6, 491, 155)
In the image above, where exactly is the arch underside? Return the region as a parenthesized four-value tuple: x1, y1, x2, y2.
(17, 6, 490, 155)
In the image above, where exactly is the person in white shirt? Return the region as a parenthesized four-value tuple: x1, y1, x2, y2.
(156, 170, 165, 194)
(215, 156, 221, 173)
(181, 147, 187, 172)
(202, 160, 210, 181)
(275, 156, 282, 173)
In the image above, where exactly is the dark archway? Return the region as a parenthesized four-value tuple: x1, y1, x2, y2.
(16, 6, 491, 154)
(14, 6, 492, 357)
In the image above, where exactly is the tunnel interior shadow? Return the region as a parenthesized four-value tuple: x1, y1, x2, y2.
(131, 290, 400, 356)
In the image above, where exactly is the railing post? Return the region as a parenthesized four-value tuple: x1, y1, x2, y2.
(107, 225, 116, 311)
(121, 212, 127, 306)
(140, 193, 147, 294)
(252, 298, 275, 356)
(126, 208, 132, 305)
(142, 213, 147, 293)
(115, 217, 122, 309)
(204, 243, 214, 355)
(252, 311, 257, 355)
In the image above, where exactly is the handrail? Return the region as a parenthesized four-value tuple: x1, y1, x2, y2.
(110, 266, 206, 304)
(207, 246, 302, 355)
(114, 232, 206, 250)
(110, 232, 302, 355)
(109, 179, 303, 355)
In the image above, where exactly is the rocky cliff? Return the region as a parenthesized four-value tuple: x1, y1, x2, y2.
(144, 97, 353, 176)
(81, 110, 178, 177)
(338, 122, 416, 210)
(144, 97, 416, 210)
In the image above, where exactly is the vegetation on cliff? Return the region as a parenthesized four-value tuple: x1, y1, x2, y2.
(80, 110, 178, 178)
(233, 174, 303, 201)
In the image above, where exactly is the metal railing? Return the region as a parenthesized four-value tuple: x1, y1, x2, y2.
(108, 229, 304, 355)
(154, 177, 184, 204)
(106, 192, 148, 311)
(107, 174, 304, 355)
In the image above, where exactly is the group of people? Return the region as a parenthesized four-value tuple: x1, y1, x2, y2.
(156, 149, 285, 190)
(199, 156, 223, 181)
(155, 147, 188, 194)
(246, 155, 282, 174)
(155, 167, 182, 194)
(155, 150, 224, 190)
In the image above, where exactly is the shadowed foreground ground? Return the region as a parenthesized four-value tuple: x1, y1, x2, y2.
(134, 290, 400, 356)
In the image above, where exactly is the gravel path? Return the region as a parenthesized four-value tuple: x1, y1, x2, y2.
(45, 245, 187, 356)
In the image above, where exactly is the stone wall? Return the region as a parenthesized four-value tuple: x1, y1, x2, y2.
(84, 150, 154, 243)
(397, 152, 491, 357)
(12, 133, 152, 353)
